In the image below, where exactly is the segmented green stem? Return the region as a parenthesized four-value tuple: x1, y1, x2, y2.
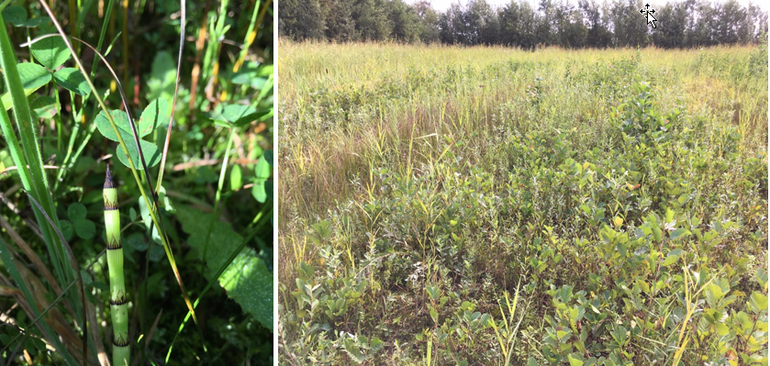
(104, 166, 130, 366)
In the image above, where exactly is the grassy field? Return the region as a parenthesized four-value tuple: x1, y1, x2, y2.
(278, 42, 768, 365)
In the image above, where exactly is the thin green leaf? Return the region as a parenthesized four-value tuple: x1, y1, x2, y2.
(0, 236, 71, 362)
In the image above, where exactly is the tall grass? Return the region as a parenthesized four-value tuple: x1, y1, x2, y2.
(279, 42, 768, 364)
(280, 44, 767, 225)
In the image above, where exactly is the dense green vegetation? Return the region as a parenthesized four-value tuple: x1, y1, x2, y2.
(280, 0, 767, 48)
(278, 43, 767, 364)
(0, 0, 273, 364)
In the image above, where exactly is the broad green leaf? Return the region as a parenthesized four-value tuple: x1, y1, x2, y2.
(138, 99, 170, 137)
(148, 244, 164, 262)
(67, 203, 87, 221)
(74, 220, 95, 240)
(3, 6, 27, 26)
(79, 270, 93, 286)
(252, 155, 271, 203)
(30, 35, 69, 70)
(125, 233, 148, 252)
(16, 63, 51, 90)
(95, 109, 161, 169)
(705, 283, 725, 307)
(669, 228, 691, 240)
(231, 62, 264, 86)
(233, 74, 264, 88)
(4, 6, 50, 28)
(1, 63, 51, 110)
(194, 166, 218, 184)
(426, 286, 439, 301)
(147, 51, 176, 102)
(23, 17, 51, 28)
(342, 338, 368, 364)
(222, 103, 258, 125)
(758, 268, 768, 289)
(94, 109, 131, 141)
(230, 164, 242, 191)
(30, 96, 58, 119)
(369, 336, 384, 352)
(749, 291, 768, 315)
(174, 204, 273, 330)
(235, 108, 271, 127)
(59, 219, 74, 242)
(115, 138, 161, 170)
(53, 68, 91, 96)
(568, 354, 584, 366)
(265, 180, 273, 201)
(256, 64, 273, 77)
(663, 248, 683, 267)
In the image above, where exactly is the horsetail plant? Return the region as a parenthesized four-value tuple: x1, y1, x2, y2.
(104, 165, 130, 366)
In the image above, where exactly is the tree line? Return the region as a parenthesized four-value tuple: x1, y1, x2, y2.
(279, 0, 768, 48)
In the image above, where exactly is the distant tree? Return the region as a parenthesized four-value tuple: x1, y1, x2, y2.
(748, 4, 769, 42)
(439, 3, 464, 44)
(651, 3, 690, 48)
(467, 0, 496, 45)
(554, 1, 588, 48)
(280, 0, 326, 40)
(579, 0, 612, 47)
(388, 0, 421, 42)
(499, 0, 538, 49)
(687, 0, 715, 46)
(353, 0, 393, 40)
(536, 0, 558, 45)
(716, 0, 748, 44)
(610, 0, 648, 47)
(325, 0, 358, 41)
(412, 1, 441, 43)
(481, 11, 501, 45)
(279, 0, 768, 48)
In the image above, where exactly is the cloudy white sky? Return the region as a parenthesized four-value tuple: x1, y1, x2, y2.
(410, 0, 769, 15)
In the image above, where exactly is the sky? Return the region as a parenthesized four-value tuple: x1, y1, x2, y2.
(409, 0, 769, 15)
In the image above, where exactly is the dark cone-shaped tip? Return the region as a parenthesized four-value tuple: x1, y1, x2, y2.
(104, 165, 115, 189)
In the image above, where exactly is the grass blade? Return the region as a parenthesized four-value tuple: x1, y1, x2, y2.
(25, 192, 88, 365)
(0, 236, 77, 365)
(156, 0, 185, 192)
(0, 9, 70, 299)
